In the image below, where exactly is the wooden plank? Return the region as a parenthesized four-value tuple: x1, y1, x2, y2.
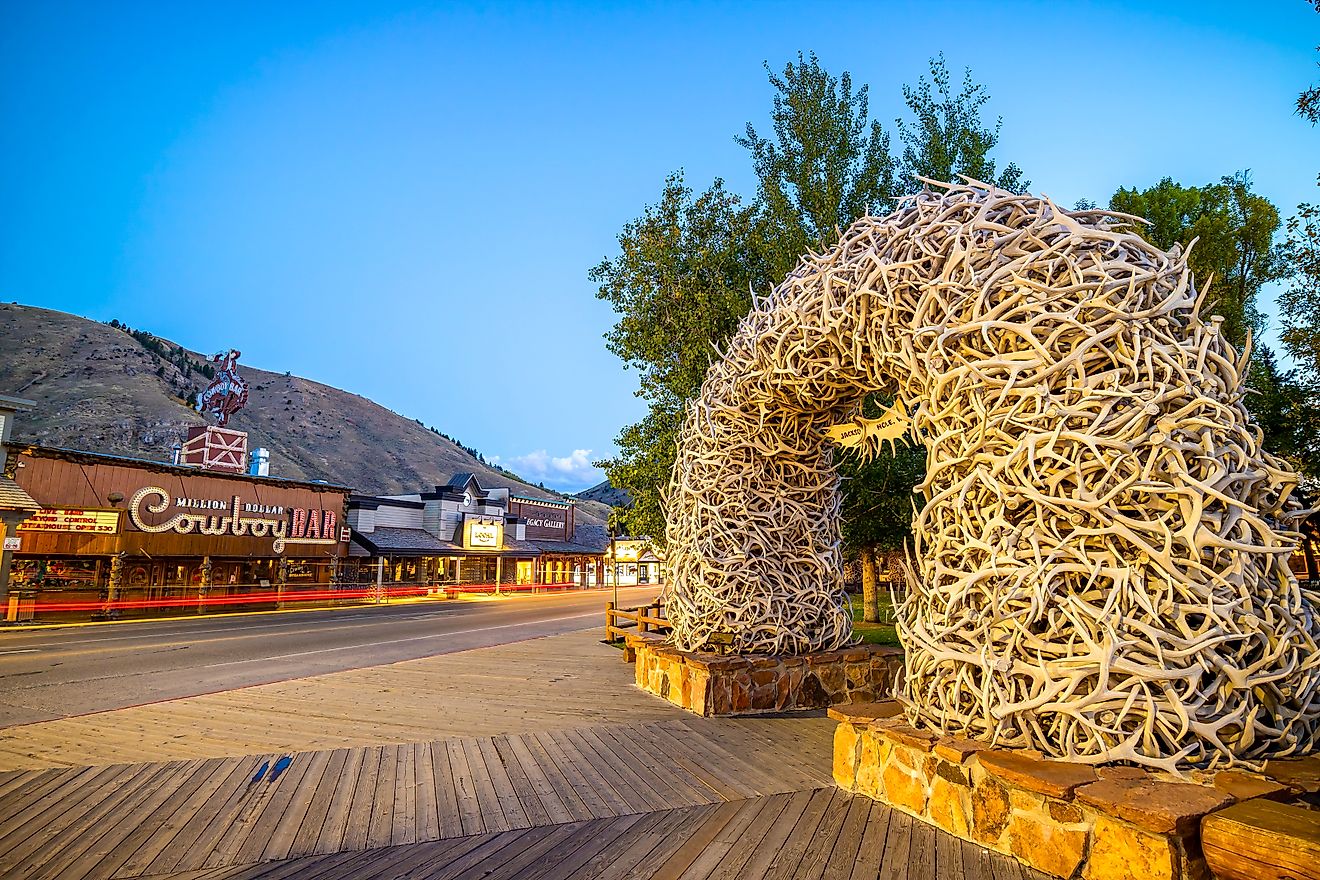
(934, 823, 963, 880)
(562, 727, 660, 813)
(259, 748, 334, 862)
(1202, 798, 1320, 880)
(607, 724, 720, 806)
(877, 809, 914, 880)
(963, 839, 998, 880)
(593, 803, 726, 880)
(626, 724, 744, 802)
(505, 732, 590, 823)
(476, 736, 531, 830)
(907, 817, 937, 880)
(648, 722, 767, 797)
(312, 747, 365, 855)
(519, 813, 649, 880)
(215, 752, 318, 868)
(705, 792, 795, 880)
(849, 801, 893, 880)
(669, 795, 780, 880)
(563, 807, 686, 880)
(490, 735, 552, 826)
(340, 746, 383, 852)
(592, 725, 707, 808)
(459, 822, 596, 880)
(461, 736, 512, 834)
(646, 799, 747, 880)
(424, 828, 545, 880)
(1, 761, 173, 878)
(0, 767, 89, 828)
(82, 758, 224, 879)
(113, 756, 240, 878)
(140, 755, 266, 875)
(543, 729, 636, 816)
(35, 759, 202, 880)
(729, 788, 817, 878)
(821, 795, 876, 880)
(365, 741, 398, 848)
(782, 787, 854, 880)
(988, 846, 1025, 880)
(760, 788, 839, 879)
(413, 740, 440, 842)
(392, 742, 419, 846)
(529, 730, 614, 819)
(0, 767, 60, 804)
(429, 739, 466, 839)
(284, 747, 350, 859)
(445, 737, 487, 836)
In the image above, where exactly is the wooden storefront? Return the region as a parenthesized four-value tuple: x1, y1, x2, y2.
(6, 445, 350, 619)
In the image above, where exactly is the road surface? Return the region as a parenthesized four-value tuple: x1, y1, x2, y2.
(0, 585, 661, 727)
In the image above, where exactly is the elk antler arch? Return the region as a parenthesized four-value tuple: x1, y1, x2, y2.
(663, 181, 1320, 769)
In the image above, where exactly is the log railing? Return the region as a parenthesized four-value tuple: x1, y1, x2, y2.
(605, 601, 669, 641)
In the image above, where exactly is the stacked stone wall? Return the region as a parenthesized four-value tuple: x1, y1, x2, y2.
(834, 706, 1319, 880)
(628, 635, 903, 716)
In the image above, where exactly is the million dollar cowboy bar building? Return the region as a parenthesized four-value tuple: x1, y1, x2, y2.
(1, 443, 351, 621)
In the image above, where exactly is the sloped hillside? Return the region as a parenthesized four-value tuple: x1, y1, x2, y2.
(576, 479, 630, 509)
(0, 303, 610, 524)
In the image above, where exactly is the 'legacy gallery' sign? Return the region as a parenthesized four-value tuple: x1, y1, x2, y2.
(128, 486, 343, 554)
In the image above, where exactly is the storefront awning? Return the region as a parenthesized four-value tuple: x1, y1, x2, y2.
(0, 475, 40, 514)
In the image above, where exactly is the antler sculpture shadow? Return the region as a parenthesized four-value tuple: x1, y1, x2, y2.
(663, 181, 1320, 769)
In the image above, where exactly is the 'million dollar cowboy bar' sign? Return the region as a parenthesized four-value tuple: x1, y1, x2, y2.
(128, 486, 341, 554)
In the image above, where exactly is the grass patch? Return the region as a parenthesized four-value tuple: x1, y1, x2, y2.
(849, 593, 902, 647)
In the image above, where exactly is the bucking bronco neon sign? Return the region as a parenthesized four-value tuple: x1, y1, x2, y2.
(197, 349, 249, 427)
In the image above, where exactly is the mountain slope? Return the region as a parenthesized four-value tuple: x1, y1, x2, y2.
(0, 303, 609, 523)
(576, 479, 631, 509)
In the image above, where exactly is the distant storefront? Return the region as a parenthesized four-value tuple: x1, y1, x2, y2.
(348, 474, 609, 590)
(604, 537, 663, 586)
(3, 444, 350, 620)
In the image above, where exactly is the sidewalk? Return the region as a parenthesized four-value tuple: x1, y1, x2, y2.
(0, 628, 1046, 879)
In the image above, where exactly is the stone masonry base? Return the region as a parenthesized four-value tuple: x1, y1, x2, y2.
(832, 701, 1320, 880)
(626, 633, 904, 716)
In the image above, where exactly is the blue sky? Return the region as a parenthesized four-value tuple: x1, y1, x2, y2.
(2, 1, 1317, 492)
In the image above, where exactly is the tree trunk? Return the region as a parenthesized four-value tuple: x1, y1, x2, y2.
(861, 546, 879, 623)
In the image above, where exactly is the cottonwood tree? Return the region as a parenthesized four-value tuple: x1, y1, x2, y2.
(590, 174, 768, 541)
(896, 53, 1028, 194)
(1109, 173, 1285, 350)
(593, 55, 1025, 597)
(736, 51, 897, 280)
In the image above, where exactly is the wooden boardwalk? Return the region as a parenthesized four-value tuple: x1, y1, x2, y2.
(0, 628, 1047, 878)
(0, 630, 682, 770)
(0, 715, 1045, 880)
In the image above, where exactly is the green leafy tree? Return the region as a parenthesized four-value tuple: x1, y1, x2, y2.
(590, 173, 768, 540)
(594, 55, 1024, 562)
(896, 53, 1028, 194)
(1109, 172, 1286, 350)
(1299, 1, 1320, 125)
(736, 51, 896, 279)
(1280, 178, 1320, 382)
(1244, 346, 1320, 481)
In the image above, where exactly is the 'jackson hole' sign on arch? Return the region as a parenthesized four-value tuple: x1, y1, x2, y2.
(663, 181, 1320, 770)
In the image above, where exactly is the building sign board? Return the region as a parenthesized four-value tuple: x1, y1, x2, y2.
(17, 508, 120, 535)
(464, 516, 503, 549)
(128, 486, 344, 554)
(3, 537, 20, 552)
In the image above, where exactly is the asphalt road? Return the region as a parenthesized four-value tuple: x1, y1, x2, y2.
(0, 585, 661, 727)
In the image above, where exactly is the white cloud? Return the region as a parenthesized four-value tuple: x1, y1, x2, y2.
(504, 448, 603, 492)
